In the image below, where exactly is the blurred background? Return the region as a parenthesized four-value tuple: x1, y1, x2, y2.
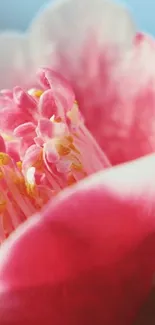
(0, 0, 154, 35)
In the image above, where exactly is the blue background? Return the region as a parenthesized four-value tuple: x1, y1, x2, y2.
(0, 0, 154, 35)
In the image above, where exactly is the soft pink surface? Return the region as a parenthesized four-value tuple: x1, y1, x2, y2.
(0, 154, 155, 324)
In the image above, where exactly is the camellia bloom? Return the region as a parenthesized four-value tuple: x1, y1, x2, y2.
(0, 0, 155, 325)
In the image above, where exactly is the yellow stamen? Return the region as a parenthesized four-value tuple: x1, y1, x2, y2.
(34, 90, 44, 98)
(26, 183, 36, 197)
(28, 89, 44, 98)
(66, 136, 73, 143)
(69, 143, 80, 154)
(56, 144, 71, 156)
(67, 104, 79, 124)
(54, 117, 62, 123)
(0, 200, 6, 213)
(0, 153, 10, 166)
(33, 150, 44, 170)
(16, 161, 22, 170)
(13, 176, 26, 196)
(67, 174, 76, 186)
(71, 162, 83, 171)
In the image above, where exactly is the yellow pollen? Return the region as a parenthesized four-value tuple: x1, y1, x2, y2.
(13, 176, 26, 195)
(54, 117, 62, 123)
(67, 104, 79, 124)
(16, 161, 22, 170)
(0, 153, 10, 166)
(71, 162, 83, 171)
(56, 144, 71, 156)
(28, 89, 44, 98)
(26, 183, 36, 197)
(34, 90, 44, 98)
(33, 151, 43, 170)
(0, 200, 6, 213)
(69, 143, 80, 154)
(66, 136, 73, 143)
(67, 174, 76, 186)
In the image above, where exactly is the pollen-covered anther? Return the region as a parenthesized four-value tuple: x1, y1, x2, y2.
(0, 153, 10, 166)
(32, 150, 44, 170)
(56, 143, 71, 156)
(16, 161, 22, 170)
(0, 200, 6, 213)
(28, 89, 44, 98)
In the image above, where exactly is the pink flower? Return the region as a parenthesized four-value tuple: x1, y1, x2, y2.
(0, 0, 154, 324)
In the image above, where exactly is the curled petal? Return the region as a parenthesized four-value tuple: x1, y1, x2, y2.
(44, 141, 59, 164)
(37, 118, 53, 139)
(13, 86, 37, 111)
(0, 89, 13, 99)
(0, 107, 31, 133)
(38, 89, 57, 118)
(14, 122, 36, 138)
(0, 155, 155, 324)
(38, 69, 75, 117)
(22, 144, 42, 172)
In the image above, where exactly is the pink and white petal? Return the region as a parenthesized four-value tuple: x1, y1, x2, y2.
(37, 118, 53, 139)
(29, 1, 155, 164)
(29, 0, 135, 68)
(111, 32, 155, 164)
(0, 32, 35, 89)
(0, 154, 155, 324)
(28, 0, 140, 165)
(22, 144, 42, 172)
(14, 122, 36, 138)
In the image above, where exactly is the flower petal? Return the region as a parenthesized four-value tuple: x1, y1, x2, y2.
(0, 106, 32, 133)
(28, 1, 155, 165)
(0, 154, 155, 324)
(29, 0, 135, 67)
(28, 0, 138, 165)
(6, 140, 20, 162)
(0, 32, 35, 89)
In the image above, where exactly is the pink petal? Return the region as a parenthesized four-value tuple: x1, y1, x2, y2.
(6, 140, 20, 162)
(14, 122, 36, 138)
(34, 136, 44, 146)
(13, 86, 37, 111)
(30, 0, 135, 67)
(37, 118, 54, 139)
(0, 106, 32, 133)
(0, 154, 155, 324)
(0, 89, 13, 99)
(38, 69, 75, 117)
(38, 89, 57, 119)
(22, 144, 42, 172)
(44, 141, 59, 164)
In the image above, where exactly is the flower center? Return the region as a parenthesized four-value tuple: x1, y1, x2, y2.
(0, 68, 110, 242)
